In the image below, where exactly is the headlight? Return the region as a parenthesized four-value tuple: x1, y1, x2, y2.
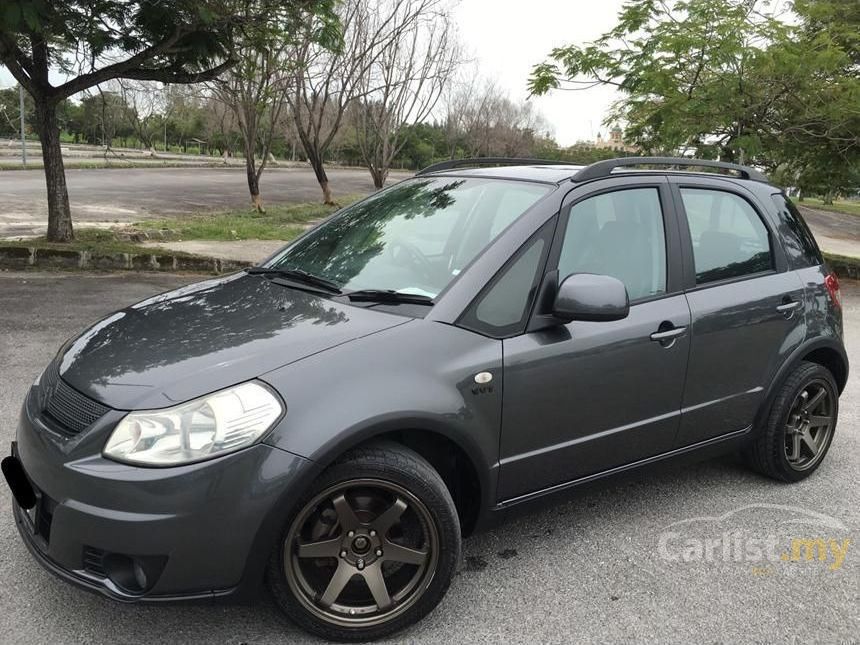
(103, 382, 283, 466)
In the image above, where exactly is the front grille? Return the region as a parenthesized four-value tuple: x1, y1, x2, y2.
(41, 364, 110, 437)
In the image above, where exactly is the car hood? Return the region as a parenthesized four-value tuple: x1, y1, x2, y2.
(56, 273, 409, 410)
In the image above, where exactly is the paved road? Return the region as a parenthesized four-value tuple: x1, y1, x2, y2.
(798, 205, 860, 258)
(799, 205, 860, 242)
(0, 273, 858, 644)
(0, 167, 409, 238)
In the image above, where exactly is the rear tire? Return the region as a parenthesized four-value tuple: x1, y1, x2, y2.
(746, 361, 839, 482)
(267, 442, 461, 642)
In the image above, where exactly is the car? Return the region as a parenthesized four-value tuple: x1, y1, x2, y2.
(2, 156, 848, 641)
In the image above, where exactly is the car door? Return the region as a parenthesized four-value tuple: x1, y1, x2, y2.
(670, 177, 806, 446)
(495, 176, 691, 502)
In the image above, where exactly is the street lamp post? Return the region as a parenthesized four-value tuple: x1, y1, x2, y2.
(19, 84, 26, 166)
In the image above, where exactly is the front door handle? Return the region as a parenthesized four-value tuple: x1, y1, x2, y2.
(650, 321, 687, 350)
(650, 327, 687, 342)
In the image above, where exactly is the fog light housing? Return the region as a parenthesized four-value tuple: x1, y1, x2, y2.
(85, 548, 166, 595)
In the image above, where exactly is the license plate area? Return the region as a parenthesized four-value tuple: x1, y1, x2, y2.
(3, 444, 52, 542)
(2, 449, 37, 510)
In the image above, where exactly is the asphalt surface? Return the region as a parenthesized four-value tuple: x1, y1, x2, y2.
(0, 272, 858, 644)
(798, 205, 860, 243)
(0, 167, 409, 237)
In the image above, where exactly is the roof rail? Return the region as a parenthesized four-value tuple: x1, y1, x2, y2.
(416, 157, 575, 176)
(572, 157, 769, 183)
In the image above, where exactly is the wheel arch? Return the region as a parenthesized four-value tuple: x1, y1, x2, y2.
(311, 420, 493, 538)
(756, 337, 849, 429)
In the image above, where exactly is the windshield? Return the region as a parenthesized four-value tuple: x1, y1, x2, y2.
(265, 177, 551, 298)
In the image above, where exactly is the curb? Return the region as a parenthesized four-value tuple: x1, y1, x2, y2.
(2, 245, 855, 279)
(824, 253, 860, 281)
(0, 246, 251, 274)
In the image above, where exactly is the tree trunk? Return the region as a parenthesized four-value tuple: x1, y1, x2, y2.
(321, 180, 334, 205)
(308, 152, 336, 205)
(823, 191, 834, 206)
(34, 97, 73, 242)
(369, 165, 385, 190)
(245, 156, 264, 213)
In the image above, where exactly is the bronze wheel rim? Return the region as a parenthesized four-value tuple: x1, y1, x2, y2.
(784, 379, 835, 471)
(284, 478, 439, 628)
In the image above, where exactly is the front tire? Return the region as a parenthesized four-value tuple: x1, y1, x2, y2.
(746, 361, 839, 482)
(267, 442, 461, 642)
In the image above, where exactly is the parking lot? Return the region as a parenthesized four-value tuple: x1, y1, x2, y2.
(1, 272, 857, 644)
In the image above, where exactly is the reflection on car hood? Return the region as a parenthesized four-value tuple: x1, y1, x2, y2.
(56, 273, 408, 410)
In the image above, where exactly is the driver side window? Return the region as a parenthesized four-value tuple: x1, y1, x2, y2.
(557, 188, 667, 302)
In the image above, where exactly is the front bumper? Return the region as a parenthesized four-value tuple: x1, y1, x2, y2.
(9, 393, 314, 602)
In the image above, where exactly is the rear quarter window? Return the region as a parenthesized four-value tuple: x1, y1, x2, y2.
(770, 194, 823, 269)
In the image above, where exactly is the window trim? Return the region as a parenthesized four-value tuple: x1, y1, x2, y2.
(547, 180, 681, 307)
(669, 180, 785, 290)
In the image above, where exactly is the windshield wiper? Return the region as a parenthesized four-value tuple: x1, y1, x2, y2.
(245, 267, 341, 294)
(343, 289, 435, 306)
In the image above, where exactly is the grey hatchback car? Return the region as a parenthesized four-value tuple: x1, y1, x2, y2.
(3, 157, 848, 641)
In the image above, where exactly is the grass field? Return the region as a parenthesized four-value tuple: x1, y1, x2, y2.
(136, 196, 363, 241)
(801, 197, 860, 217)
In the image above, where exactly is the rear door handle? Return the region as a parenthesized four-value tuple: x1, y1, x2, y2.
(650, 326, 687, 342)
(776, 301, 800, 313)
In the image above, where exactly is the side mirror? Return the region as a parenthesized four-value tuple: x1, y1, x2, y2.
(553, 273, 630, 323)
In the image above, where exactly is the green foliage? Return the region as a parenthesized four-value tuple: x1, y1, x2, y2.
(529, 0, 860, 194)
(0, 2, 338, 98)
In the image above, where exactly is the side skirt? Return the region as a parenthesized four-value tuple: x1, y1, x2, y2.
(494, 425, 753, 510)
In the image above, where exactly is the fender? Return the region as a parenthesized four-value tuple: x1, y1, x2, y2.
(307, 414, 497, 521)
(753, 336, 849, 431)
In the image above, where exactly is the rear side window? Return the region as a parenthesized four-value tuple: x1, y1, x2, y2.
(680, 188, 772, 285)
(770, 194, 823, 269)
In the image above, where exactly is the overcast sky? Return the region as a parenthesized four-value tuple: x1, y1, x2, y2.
(454, 0, 624, 145)
(0, 0, 625, 146)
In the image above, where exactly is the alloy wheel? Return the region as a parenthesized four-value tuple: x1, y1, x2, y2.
(283, 478, 439, 628)
(784, 379, 835, 471)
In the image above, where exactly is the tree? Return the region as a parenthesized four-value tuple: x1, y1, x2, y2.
(289, 0, 431, 204)
(529, 0, 794, 162)
(353, 0, 459, 188)
(202, 97, 243, 157)
(117, 80, 167, 151)
(209, 1, 338, 212)
(443, 76, 549, 159)
(770, 0, 860, 201)
(0, 0, 336, 241)
(528, 0, 859, 194)
(0, 86, 32, 137)
(78, 90, 132, 147)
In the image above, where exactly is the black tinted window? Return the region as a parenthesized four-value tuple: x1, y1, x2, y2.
(469, 237, 546, 335)
(680, 188, 772, 284)
(558, 188, 667, 301)
(770, 194, 822, 269)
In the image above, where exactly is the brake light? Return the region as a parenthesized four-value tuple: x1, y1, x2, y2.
(825, 272, 842, 309)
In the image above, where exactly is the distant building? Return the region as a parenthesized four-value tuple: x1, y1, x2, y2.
(582, 125, 639, 153)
